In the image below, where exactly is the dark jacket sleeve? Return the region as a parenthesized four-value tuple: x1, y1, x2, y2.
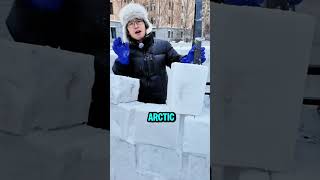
(164, 41, 185, 67)
(112, 58, 132, 76)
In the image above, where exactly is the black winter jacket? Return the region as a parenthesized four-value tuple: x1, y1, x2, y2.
(112, 34, 182, 104)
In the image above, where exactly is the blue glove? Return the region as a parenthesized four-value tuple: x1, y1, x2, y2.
(112, 37, 130, 65)
(180, 46, 206, 64)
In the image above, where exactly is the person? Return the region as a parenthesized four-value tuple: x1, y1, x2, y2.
(112, 3, 206, 104)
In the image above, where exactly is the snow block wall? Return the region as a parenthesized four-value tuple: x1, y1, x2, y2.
(212, 2, 315, 171)
(0, 40, 94, 135)
(0, 40, 109, 180)
(110, 101, 210, 180)
(111, 100, 210, 180)
(296, 0, 320, 136)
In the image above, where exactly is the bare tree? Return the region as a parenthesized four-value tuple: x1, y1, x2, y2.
(154, 0, 170, 28)
(181, 0, 195, 41)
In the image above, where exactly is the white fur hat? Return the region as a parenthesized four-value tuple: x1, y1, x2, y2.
(119, 3, 153, 43)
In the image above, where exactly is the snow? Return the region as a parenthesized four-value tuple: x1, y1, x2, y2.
(304, 75, 320, 98)
(0, 40, 94, 135)
(110, 137, 138, 180)
(238, 169, 270, 180)
(110, 100, 210, 180)
(131, 103, 180, 148)
(181, 153, 210, 180)
(110, 74, 140, 104)
(183, 113, 210, 155)
(110, 102, 137, 140)
(110, 40, 211, 179)
(136, 144, 182, 179)
(167, 62, 209, 115)
(300, 105, 320, 137)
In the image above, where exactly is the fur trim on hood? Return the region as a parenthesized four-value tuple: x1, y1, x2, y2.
(119, 3, 153, 43)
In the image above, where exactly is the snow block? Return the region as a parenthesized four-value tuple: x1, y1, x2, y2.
(238, 169, 270, 180)
(136, 144, 182, 179)
(300, 105, 320, 136)
(110, 136, 138, 180)
(23, 125, 102, 180)
(181, 153, 210, 180)
(0, 40, 42, 134)
(10, 126, 99, 180)
(63, 130, 109, 180)
(310, 45, 320, 65)
(212, 2, 315, 171)
(110, 102, 139, 140)
(0, 133, 46, 180)
(130, 103, 180, 148)
(167, 62, 208, 115)
(183, 113, 210, 155)
(0, 40, 94, 134)
(304, 75, 320, 98)
(31, 47, 94, 130)
(110, 74, 140, 104)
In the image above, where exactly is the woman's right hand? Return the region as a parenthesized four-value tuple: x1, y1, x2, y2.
(112, 37, 130, 65)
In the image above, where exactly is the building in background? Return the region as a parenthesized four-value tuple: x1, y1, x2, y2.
(110, 0, 210, 42)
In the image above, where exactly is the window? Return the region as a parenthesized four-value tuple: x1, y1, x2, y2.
(181, 32, 183, 38)
(168, 31, 171, 38)
(152, 31, 156, 37)
(171, 31, 173, 38)
(111, 27, 117, 39)
(110, 2, 113, 14)
(150, 17, 154, 24)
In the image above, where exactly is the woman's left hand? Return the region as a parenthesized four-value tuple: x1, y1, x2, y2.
(180, 46, 206, 64)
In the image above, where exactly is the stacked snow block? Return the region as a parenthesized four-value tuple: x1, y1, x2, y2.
(167, 62, 209, 115)
(110, 74, 140, 104)
(111, 103, 210, 180)
(0, 40, 94, 134)
(300, 105, 320, 136)
(304, 75, 320, 98)
(110, 57, 210, 179)
(0, 125, 108, 180)
(110, 29, 211, 180)
(0, 40, 108, 180)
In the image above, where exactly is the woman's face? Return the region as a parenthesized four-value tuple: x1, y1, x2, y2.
(127, 19, 146, 41)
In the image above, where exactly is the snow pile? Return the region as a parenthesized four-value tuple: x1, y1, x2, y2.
(110, 62, 210, 180)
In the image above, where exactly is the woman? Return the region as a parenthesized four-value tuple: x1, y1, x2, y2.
(112, 3, 206, 104)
